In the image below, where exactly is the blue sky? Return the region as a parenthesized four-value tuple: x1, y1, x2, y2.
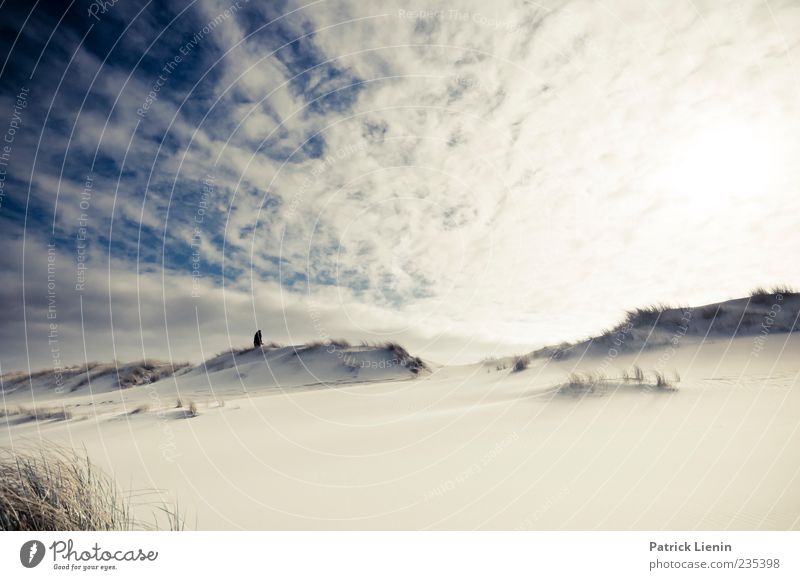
(1, 0, 799, 372)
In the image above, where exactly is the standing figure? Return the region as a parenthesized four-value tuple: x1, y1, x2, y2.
(254, 329, 263, 347)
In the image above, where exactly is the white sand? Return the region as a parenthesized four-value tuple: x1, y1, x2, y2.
(2, 335, 798, 530)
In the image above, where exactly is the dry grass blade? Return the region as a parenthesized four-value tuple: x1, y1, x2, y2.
(0, 447, 183, 531)
(0, 447, 133, 531)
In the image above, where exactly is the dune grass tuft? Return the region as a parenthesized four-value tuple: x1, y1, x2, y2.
(15, 406, 72, 423)
(556, 367, 678, 396)
(558, 371, 606, 395)
(307, 338, 352, 349)
(512, 355, 530, 372)
(770, 284, 796, 295)
(653, 370, 678, 391)
(0, 448, 181, 531)
(622, 303, 672, 327)
(750, 284, 797, 304)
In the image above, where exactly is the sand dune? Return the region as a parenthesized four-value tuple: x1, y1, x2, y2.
(1, 296, 798, 530)
(533, 290, 799, 361)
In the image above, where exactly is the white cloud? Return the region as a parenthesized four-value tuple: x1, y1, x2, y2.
(2, 0, 800, 371)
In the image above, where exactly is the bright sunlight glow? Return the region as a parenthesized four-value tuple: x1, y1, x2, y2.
(659, 123, 774, 210)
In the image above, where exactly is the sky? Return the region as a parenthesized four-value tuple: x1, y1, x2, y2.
(0, 0, 799, 373)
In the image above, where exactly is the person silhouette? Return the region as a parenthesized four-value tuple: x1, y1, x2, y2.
(253, 329, 262, 347)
